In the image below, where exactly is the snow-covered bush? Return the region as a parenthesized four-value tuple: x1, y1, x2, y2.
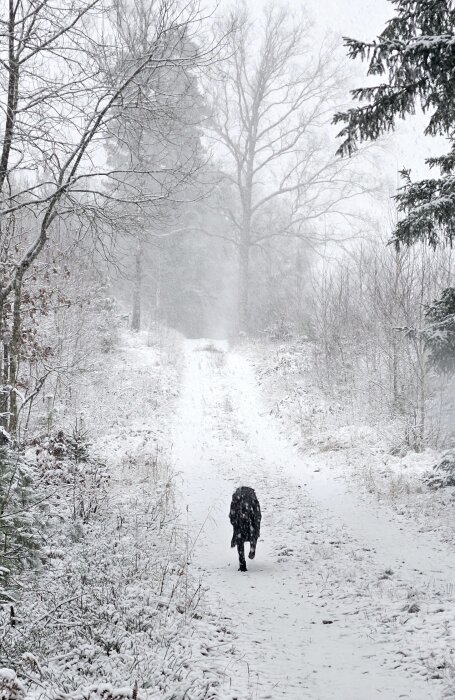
(262, 318, 294, 342)
(307, 241, 455, 450)
(1, 332, 232, 699)
(424, 451, 455, 489)
(0, 445, 222, 699)
(0, 447, 45, 586)
(0, 669, 26, 700)
(95, 296, 122, 355)
(424, 287, 455, 375)
(30, 427, 109, 524)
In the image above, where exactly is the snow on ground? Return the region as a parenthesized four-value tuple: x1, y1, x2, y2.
(6, 332, 455, 700)
(2, 330, 233, 700)
(245, 341, 455, 548)
(173, 339, 455, 699)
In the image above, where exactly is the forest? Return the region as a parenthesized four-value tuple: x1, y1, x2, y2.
(1, 1, 455, 699)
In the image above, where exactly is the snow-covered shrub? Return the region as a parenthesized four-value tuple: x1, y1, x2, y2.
(263, 318, 294, 341)
(0, 447, 45, 585)
(66, 424, 92, 464)
(58, 683, 139, 700)
(424, 451, 455, 489)
(0, 452, 220, 698)
(95, 296, 121, 354)
(424, 288, 455, 375)
(0, 669, 26, 700)
(29, 427, 109, 524)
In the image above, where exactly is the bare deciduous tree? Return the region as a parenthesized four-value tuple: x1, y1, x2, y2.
(206, 2, 374, 332)
(0, 0, 214, 431)
(310, 231, 455, 450)
(107, 0, 208, 332)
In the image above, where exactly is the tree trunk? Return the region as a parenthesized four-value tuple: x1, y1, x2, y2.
(392, 337, 399, 412)
(131, 243, 142, 332)
(238, 173, 253, 334)
(8, 274, 22, 436)
(238, 243, 250, 334)
(0, 295, 7, 432)
(155, 246, 161, 328)
(0, 340, 8, 432)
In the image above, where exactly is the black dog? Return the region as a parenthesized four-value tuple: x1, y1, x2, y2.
(229, 486, 261, 571)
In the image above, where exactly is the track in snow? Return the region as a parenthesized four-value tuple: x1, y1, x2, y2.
(172, 340, 452, 699)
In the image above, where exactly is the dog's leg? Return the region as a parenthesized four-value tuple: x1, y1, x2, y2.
(248, 539, 256, 560)
(237, 541, 247, 571)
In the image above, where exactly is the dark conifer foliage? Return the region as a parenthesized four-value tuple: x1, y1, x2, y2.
(333, 0, 455, 247)
(0, 448, 44, 582)
(424, 287, 455, 373)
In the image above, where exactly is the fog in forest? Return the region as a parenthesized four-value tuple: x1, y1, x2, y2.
(1, 1, 455, 698)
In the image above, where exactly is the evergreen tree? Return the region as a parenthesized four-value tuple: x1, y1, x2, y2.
(333, 0, 455, 248)
(424, 287, 455, 374)
(0, 448, 44, 585)
(67, 425, 91, 464)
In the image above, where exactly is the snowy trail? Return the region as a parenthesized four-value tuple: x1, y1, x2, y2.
(227, 353, 455, 592)
(172, 340, 451, 699)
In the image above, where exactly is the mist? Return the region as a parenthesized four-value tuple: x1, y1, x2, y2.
(1, 1, 455, 698)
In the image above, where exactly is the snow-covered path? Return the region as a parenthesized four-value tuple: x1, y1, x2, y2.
(172, 340, 454, 699)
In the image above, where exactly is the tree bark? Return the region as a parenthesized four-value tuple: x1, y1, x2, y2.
(238, 243, 250, 334)
(0, 0, 19, 196)
(0, 339, 8, 432)
(131, 244, 142, 332)
(8, 274, 23, 436)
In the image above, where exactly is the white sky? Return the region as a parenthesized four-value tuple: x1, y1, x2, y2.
(302, 0, 391, 39)
(235, 0, 392, 39)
